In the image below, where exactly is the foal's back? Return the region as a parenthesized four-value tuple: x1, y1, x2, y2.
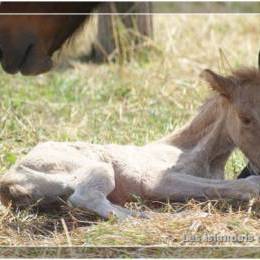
(18, 141, 182, 176)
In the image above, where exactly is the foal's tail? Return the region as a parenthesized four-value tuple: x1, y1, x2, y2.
(0, 173, 32, 208)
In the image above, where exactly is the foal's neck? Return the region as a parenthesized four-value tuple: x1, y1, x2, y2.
(159, 95, 235, 177)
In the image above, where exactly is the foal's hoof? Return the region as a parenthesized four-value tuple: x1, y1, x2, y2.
(111, 206, 150, 221)
(237, 164, 258, 179)
(136, 211, 150, 219)
(67, 200, 73, 208)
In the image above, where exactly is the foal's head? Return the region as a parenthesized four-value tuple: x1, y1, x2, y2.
(201, 67, 260, 171)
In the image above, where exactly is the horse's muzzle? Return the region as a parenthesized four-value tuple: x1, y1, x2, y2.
(0, 34, 53, 75)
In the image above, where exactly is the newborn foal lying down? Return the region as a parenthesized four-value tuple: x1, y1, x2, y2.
(1, 67, 260, 219)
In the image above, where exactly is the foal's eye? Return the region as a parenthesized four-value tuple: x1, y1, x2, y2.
(239, 115, 252, 125)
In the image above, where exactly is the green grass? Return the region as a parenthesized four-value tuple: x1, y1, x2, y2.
(1, 14, 260, 256)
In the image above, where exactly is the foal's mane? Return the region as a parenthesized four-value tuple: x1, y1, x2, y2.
(184, 66, 260, 139)
(230, 67, 260, 85)
(160, 94, 224, 148)
(159, 66, 260, 148)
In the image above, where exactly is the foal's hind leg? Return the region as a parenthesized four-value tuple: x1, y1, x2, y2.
(68, 162, 144, 220)
(155, 172, 260, 201)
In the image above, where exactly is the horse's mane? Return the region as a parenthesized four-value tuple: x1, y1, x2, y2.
(63, 17, 92, 47)
(53, 15, 97, 63)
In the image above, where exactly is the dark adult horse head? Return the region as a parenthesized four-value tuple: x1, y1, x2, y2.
(0, 2, 99, 75)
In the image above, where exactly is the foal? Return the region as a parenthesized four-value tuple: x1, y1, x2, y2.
(1, 67, 260, 219)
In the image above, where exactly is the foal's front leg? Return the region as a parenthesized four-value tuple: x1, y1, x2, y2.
(68, 162, 144, 220)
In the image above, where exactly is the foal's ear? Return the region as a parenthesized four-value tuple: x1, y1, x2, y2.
(200, 69, 235, 99)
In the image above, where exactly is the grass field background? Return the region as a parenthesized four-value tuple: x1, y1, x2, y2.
(0, 15, 260, 257)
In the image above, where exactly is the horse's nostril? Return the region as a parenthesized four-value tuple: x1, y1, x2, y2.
(0, 48, 3, 60)
(19, 43, 33, 68)
(25, 44, 33, 57)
